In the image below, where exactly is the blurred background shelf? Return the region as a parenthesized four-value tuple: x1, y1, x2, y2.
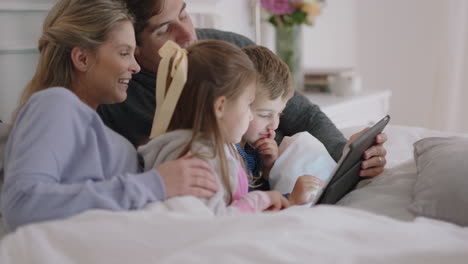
(304, 90, 392, 129)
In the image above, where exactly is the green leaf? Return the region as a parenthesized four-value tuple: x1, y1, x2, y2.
(268, 16, 278, 27)
(291, 10, 307, 25)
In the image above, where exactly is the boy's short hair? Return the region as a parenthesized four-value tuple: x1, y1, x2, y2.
(242, 45, 293, 100)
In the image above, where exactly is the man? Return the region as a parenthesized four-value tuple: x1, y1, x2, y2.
(98, 0, 388, 178)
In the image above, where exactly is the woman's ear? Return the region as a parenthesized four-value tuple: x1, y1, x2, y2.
(214, 96, 227, 119)
(70, 47, 92, 72)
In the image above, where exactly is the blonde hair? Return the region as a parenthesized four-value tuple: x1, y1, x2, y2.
(167, 40, 256, 200)
(11, 0, 133, 123)
(242, 45, 293, 100)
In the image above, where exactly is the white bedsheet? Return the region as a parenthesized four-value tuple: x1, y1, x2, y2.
(1, 196, 468, 264)
(1, 125, 468, 263)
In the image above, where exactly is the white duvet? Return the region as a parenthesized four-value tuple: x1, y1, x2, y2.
(1, 125, 468, 264)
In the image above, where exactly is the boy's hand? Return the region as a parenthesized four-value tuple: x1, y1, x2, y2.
(264, 190, 289, 211)
(254, 129, 279, 170)
(289, 175, 324, 206)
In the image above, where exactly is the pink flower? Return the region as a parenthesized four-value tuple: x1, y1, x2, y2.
(261, 0, 298, 15)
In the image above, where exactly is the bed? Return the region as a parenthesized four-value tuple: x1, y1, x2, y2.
(0, 124, 467, 263)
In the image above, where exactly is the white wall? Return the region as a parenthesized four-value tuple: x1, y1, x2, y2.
(356, 0, 446, 130)
(0, 0, 50, 123)
(187, 0, 255, 40)
(302, 0, 357, 69)
(356, 0, 468, 133)
(259, 0, 357, 69)
(431, 0, 468, 133)
(0, 0, 255, 123)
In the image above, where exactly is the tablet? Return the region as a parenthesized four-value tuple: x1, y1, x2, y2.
(315, 115, 391, 205)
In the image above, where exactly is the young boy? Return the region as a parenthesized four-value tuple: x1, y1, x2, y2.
(237, 46, 323, 206)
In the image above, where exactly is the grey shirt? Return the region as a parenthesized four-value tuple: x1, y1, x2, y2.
(98, 28, 347, 161)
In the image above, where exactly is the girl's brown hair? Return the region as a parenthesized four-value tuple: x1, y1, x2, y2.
(12, 0, 134, 124)
(167, 39, 256, 200)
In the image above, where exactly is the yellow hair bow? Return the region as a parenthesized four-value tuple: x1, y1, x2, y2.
(149, 40, 188, 139)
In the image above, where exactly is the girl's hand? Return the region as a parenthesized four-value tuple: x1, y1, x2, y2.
(289, 175, 324, 206)
(264, 190, 289, 211)
(254, 129, 279, 171)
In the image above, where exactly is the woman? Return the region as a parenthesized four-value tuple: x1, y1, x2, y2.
(1, 0, 217, 231)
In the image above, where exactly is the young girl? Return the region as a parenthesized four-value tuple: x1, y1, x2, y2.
(1, 0, 217, 231)
(139, 40, 289, 214)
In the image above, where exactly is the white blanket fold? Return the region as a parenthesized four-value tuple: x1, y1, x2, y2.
(1, 196, 467, 264)
(2, 125, 468, 263)
(269, 132, 336, 204)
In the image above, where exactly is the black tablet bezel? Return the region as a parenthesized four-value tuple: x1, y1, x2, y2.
(316, 115, 391, 205)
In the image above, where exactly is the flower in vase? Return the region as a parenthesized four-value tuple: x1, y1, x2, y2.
(300, 1, 322, 24)
(261, 0, 326, 27)
(261, 0, 296, 15)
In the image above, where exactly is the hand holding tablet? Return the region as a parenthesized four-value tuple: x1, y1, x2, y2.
(315, 115, 391, 205)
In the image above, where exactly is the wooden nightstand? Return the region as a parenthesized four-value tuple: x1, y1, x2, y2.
(303, 90, 392, 129)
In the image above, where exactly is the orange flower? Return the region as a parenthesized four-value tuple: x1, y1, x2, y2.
(301, 1, 321, 17)
(301, 1, 321, 25)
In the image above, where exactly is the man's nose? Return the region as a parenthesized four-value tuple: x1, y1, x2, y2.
(174, 23, 194, 47)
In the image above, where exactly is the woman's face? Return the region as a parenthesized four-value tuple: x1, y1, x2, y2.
(82, 20, 141, 108)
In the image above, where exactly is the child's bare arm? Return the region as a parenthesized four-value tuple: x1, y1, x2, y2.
(264, 190, 289, 211)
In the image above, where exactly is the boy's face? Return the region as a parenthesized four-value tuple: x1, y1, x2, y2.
(242, 94, 289, 144)
(135, 0, 197, 73)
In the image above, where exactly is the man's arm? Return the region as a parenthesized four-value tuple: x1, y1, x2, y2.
(278, 91, 347, 162)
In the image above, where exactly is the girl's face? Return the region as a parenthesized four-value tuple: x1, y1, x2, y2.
(218, 82, 256, 143)
(80, 21, 141, 109)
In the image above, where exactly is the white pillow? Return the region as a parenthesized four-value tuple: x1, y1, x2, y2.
(269, 132, 336, 205)
(409, 137, 468, 226)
